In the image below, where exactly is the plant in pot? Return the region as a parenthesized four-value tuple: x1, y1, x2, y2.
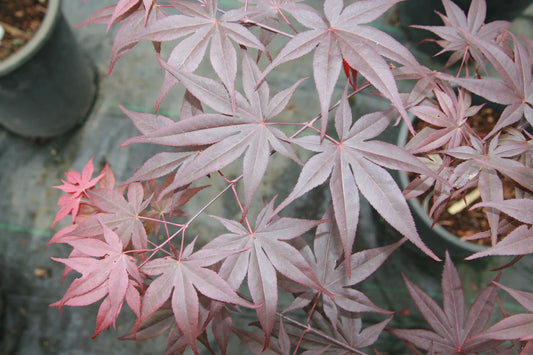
(392, 0, 533, 258)
(0, 0, 96, 138)
(47, 0, 533, 353)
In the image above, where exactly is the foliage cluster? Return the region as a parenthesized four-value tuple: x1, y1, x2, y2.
(49, 0, 533, 353)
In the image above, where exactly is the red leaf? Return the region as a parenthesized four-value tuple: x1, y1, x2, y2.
(51, 223, 142, 337)
(275, 93, 439, 263)
(141, 247, 253, 351)
(123, 53, 302, 214)
(52, 157, 103, 226)
(204, 199, 324, 346)
(479, 313, 533, 341)
(390, 252, 502, 353)
(343, 59, 358, 91)
(85, 183, 150, 252)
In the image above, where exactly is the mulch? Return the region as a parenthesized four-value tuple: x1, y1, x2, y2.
(0, 0, 48, 62)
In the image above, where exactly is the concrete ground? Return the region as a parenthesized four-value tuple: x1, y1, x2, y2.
(0, 1, 532, 354)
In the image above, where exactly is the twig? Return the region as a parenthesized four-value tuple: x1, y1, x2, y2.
(447, 188, 481, 215)
(0, 21, 32, 40)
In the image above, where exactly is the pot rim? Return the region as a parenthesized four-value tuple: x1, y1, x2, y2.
(0, 0, 61, 76)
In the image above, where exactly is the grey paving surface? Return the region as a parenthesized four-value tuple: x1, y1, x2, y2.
(0, 2, 532, 354)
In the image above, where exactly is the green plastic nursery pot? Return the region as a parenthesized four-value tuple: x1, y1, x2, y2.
(0, 0, 96, 138)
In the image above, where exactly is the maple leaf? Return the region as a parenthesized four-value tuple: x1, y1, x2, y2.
(122, 295, 217, 354)
(122, 50, 302, 214)
(477, 282, 533, 342)
(51, 222, 142, 338)
(401, 153, 456, 222)
(310, 310, 392, 353)
(467, 225, 533, 260)
(471, 198, 533, 225)
(259, 0, 420, 136)
(464, 199, 533, 259)
(141, 176, 208, 235)
(119, 308, 175, 341)
(52, 157, 103, 227)
(273, 88, 440, 268)
(107, 5, 167, 74)
(107, 0, 142, 31)
(144, 176, 205, 218)
(241, 0, 319, 43)
(388, 252, 504, 354)
(82, 0, 155, 31)
(71, 183, 152, 253)
(445, 134, 533, 245)
(284, 208, 401, 329)
(413, 0, 511, 72)
(245, 0, 314, 17)
(202, 198, 325, 347)
(122, 149, 198, 185)
(76, 2, 165, 74)
(140, 241, 253, 354)
(135, 0, 265, 109)
(441, 34, 533, 136)
(259, 308, 391, 354)
(407, 86, 483, 153)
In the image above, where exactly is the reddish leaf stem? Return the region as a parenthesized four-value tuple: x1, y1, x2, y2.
(138, 177, 240, 268)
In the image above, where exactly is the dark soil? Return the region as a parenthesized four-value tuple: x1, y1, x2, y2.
(0, 0, 48, 62)
(410, 106, 519, 246)
(437, 177, 516, 243)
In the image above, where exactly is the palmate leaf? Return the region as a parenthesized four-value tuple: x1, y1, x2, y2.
(478, 282, 533, 342)
(51, 222, 142, 338)
(70, 183, 151, 253)
(446, 134, 533, 245)
(441, 34, 533, 136)
(77, 4, 166, 74)
(203, 199, 325, 347)
(140, 246, 253, 354)
(121, 150, 198, 185)
(52, 157, 104, 227)
(122, 50, 302, 213)
(334, 310, 392, 351)
(465, 195, 533, 258)
(77, 0, 148, 32)
(133, 0, 265, 109)
(389, 252, 503, 353)
(259, 0, 419, 137)
(414, 0, 511, 71)
(119, 308, 175, 341)
(107, 5, 167, 74)
(407, 86, 482, 153)
(274, 89, 440, 269)
(285, 208, 401, 329)
(121, 297, 216, 355)
(466, 225, 533, 259)
(268, 308, 391, 353)
(233, 327, 283, 355)
(471, 199, 533, 225)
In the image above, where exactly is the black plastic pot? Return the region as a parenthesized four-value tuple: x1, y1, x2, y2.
(0, 0, 96, 138)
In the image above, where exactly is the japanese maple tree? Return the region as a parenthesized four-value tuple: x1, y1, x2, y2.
(48, 0, 533, 353)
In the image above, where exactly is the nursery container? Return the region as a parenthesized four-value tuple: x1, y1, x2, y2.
(0, 0, 96, 138)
